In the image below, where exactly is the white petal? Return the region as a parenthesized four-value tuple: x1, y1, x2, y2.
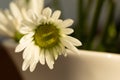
(21, 8, 33, 22)
(19, 26, 34, 34)
(34, 45, 40, 62)
(23, 43, 39, 72)
(56, 19, 63, 24)
(4, 9, 14, 22)
(23, 46, 31, 59)
(45, 50, 54, 69)
(65, 36, 82, 46)
(30, 0, 44, 15)
(10, 2, 22, 21)
(15, 38, 33, 52)
(23, 42, 34, 60)
(59, 43, 66, 55)
(54, 45, 64, 55)
(52, 10, 61, 20)
(52, 48, 58, 60)
(30, 61, 37, 72)
(0, 24, 14, 37)
(54, 46, 61, 55)
(22, 60, 30, 71)
(61, 38, 80, 54)
(0, 11, 7, 24)
(27, 10, 38, 22)
(63, 51, 67, 57)
(62, 19, 74, 27)
(20, 32, 34, 43)
(61, 28, 74, 34)
(30, 45, 39, 72)
(42, 7, 52, 18)
(39, 49, 45, 65)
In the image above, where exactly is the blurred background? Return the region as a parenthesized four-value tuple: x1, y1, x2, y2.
(0, 0, 120, 53)
(0, 0, 120, 80)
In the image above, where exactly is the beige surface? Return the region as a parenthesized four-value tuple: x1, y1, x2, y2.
(2, 39, 120, 80)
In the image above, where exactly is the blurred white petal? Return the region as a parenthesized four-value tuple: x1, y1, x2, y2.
(52, 10, 61, 20)
(30, 0, 44, 15)
(42, 7, 52, 18)
(62, 19, 74, 27)
(10, 2, 22, 21)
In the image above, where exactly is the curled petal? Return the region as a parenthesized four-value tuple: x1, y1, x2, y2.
(42, 7, 52, 18)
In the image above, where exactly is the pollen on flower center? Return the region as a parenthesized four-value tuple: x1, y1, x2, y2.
(34, 23, 60, 48)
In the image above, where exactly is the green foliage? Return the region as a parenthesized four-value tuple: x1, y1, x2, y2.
(52, 0, 119, 53)
(74, 0, 119, 53)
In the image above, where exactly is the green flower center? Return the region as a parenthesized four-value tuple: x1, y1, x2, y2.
(14, 31, 24, 42)
(34, 23, 60, 48)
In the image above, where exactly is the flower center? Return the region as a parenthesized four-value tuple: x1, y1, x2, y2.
(34, 23, 60, 48)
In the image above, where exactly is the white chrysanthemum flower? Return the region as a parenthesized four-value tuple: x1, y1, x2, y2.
(15, 6, 82, 72)
(0, 2, 25, 41)
(0, 0, 42, 41)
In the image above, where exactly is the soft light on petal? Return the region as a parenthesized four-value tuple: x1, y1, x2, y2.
(52, 10, 61, 20)
(52, 48, 58, 60)
(34, 45, 40, 62)
(61, 28, 74, 35)
(42, 7, 52, 18)
(45, 50, 54, 69)
(19, 26, 34, 34)
(30, 0, 44, 15)
(20, 32, 34, 43)
(15, 38, 33, 52)
(21, 8, 33, 22)
(65, 36, 82, 46)
(23, 42, 34, 60)
(0, 24, 14, 37)
(22, 60, 30, 71)
(61, 38, 80, 54)
(39, 49, 45, 65)
(62, 19, 74, 28)
(10, 2, 22, 21)
(29, 45, 39, 72)
(0, 11, 7, 24)
(30, 61, 37, 72)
